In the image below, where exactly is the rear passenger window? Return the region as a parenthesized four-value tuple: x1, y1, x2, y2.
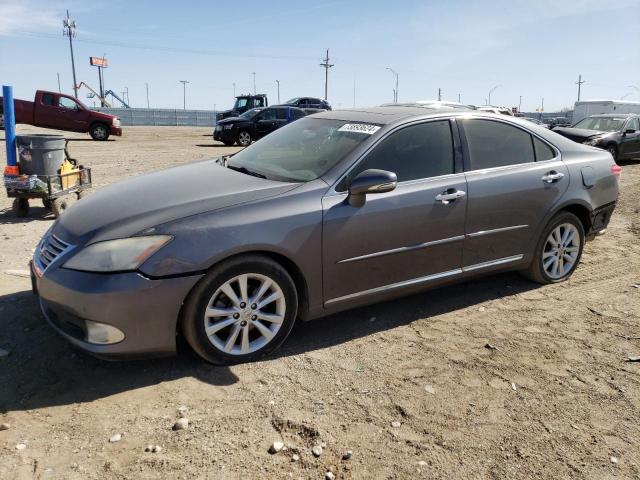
(463, 119, 534, 170)
(348, 120, 454, 184)
(533, 137, 555, 161)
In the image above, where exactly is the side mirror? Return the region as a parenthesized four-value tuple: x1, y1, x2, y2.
(347, 169, 397, 207)
(624, 129, 636, 135)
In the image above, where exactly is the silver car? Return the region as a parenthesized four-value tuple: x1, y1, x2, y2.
(31, 106, 620, 364)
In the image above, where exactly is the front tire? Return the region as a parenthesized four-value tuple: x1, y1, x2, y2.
(182, 255, 298, 365)
(606, 144, 617, 161)
(89, 123, 110, 141)
(522, 212, 584, 284)
(237, 130, 252, 147)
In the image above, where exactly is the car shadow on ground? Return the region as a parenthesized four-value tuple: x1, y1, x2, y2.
(0, 290, 238, 413)
(195, 144, 229, 148)
(0, 271, 537, 413)
(275, 271, 538, 359)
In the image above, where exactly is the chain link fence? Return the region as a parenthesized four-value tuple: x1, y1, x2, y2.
(94, 108, 218, 127)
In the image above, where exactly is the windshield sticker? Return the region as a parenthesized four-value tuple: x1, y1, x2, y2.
(338, 123, 381, 135)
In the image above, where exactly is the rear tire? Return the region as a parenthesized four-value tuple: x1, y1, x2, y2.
(522, 212, 584, 284)
(181, 255, 298, 365)
(89, 123, 110, 141)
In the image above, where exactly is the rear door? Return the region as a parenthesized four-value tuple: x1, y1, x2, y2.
(322, 119, 467, 306)
(274, 107, 290, 129)
(459, 118, 569, 268)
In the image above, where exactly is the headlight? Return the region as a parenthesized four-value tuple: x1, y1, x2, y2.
(112, 118, 121, 127)
(63, 235, 172, 272)
(224, 124, 233, 130)
(583, 137, 601, 146)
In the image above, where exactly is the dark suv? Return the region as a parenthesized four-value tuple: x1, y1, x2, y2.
(554, 114, 640, 160)
(283, 97, 331, 110)
(214, 106, 306, 146)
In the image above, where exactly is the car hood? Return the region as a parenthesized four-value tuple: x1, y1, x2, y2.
(553, 127, 609, 141)
(53, 160, 299, 245)
(88, 110, 117, 121)
(217, 116, 248, 125)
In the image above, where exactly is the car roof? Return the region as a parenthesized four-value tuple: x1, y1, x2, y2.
(587, 113, 636, 118)
(309, 105, 469, 125)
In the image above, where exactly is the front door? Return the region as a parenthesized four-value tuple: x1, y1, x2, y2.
(254, 109, 277, 139)
(459, 118, 569, 268)
(619, 117, 640, 158)
(322, 119, 467, 306)
(56, 95, 90, 131)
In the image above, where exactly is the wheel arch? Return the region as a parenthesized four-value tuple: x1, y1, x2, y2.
(176, 249, 310, 335)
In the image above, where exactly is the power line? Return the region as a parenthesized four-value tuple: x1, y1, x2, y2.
(320, 49, 334, 101)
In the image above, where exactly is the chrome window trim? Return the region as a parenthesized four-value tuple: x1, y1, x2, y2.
(337, 235, 465, 264)
(325, 254, 524, 305)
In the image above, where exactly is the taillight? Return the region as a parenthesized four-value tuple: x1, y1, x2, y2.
(611, 164, 622, 177)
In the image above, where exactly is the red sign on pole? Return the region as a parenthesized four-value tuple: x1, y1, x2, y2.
(90, 57, 108, 68)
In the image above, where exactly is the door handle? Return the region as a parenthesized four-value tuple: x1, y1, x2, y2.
(541, 171, 565, 183)
(435, 189, 466, 205)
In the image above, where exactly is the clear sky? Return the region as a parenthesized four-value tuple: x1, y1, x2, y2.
(1, 0, 639, 112)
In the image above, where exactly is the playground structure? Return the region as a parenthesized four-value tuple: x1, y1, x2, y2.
(76, 82, 130, 108)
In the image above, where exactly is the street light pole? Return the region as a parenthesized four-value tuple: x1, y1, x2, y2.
(488, 84, 502, 105)
(275, 80, 280, 103)
(145, 82, 150, 108)
(252, 72, 256, 95)
(519, 95, 522, 112)
(233, 82, 236, 97)
(386, 67, 398, 102)
(179, 80, 189, 109)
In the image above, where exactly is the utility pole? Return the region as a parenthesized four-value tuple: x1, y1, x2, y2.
(538, 97, 544, 120)
(62, 10, 78, 98)
(438, 88, 442, 101)
(145, 83, 149, 108)
(576, 74, 585, 101)
(179, 80, 189, 109)
(386, 67, 398, 102)
(233, 82, 236, 97)
(519, 95, 522, 112)
(124, 86, 129, 105)
(458, 93, 461, 103)
(57, 73, 61, 93)
(320, 49, 334, 101)
(252, 72, 256, 95)
(275, 80, 280, 103)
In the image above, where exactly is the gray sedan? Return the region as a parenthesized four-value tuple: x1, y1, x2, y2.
(31, 106, 620, 364)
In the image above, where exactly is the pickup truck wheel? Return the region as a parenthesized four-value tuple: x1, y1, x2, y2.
(237, 130, 252, 147)
(12, 198, 29, 217)
(42, 199, 52, 209)
(51, 198, 68, 218)
(90, 123, 110, 141)
(522, 212, 584, 284)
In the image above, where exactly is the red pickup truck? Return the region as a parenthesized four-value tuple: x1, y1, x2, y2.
(0, 90, 122, 141)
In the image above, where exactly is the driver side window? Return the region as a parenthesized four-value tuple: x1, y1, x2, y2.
(343, 120, 454, 189)
(58, 97, 79, 110)
(626, 118, 639, 131)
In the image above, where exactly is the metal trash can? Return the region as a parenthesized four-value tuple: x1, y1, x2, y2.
(17, 134, 65, 176)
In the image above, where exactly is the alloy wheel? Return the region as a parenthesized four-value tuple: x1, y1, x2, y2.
(203, 273, 285, 355)
(542, 223, 580, 279)
(238, 131, 251, 146)
(93, 125, 108, 140)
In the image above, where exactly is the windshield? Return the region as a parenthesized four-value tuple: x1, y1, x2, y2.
(573, 117, 625, 132)
(234, 98, 248, 109)
(284, 97, 300, 105)
(228, 118, 379, 182)
(239, 108, 262, 119)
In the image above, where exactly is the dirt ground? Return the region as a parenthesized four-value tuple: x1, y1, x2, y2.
(0, 125, 639, 480)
